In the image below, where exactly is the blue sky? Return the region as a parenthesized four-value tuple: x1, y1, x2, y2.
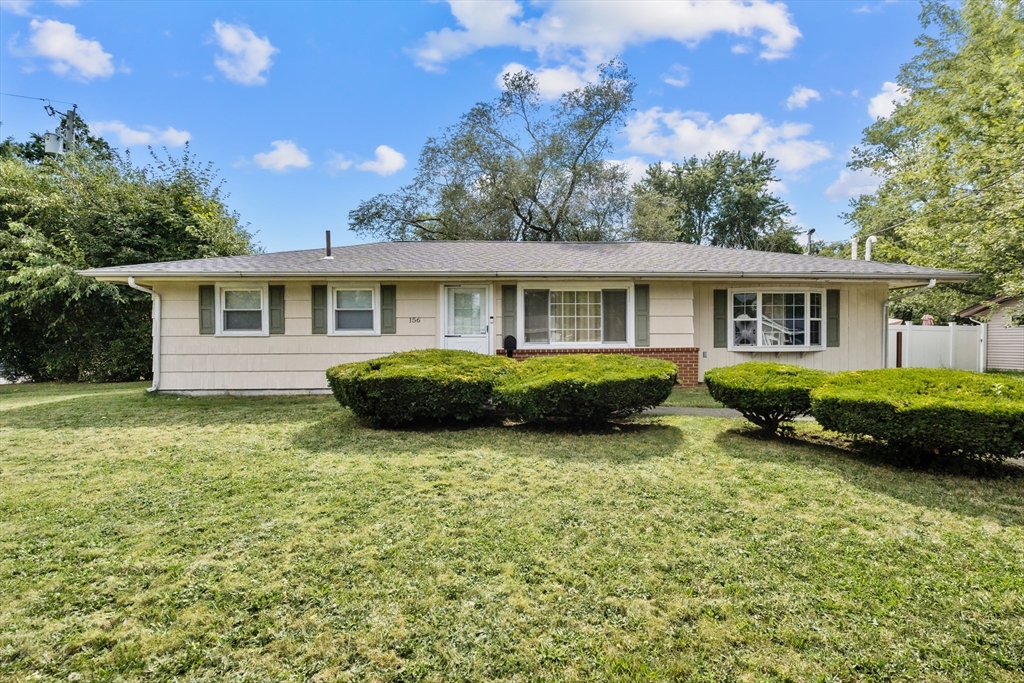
(1, 0, 921, 252)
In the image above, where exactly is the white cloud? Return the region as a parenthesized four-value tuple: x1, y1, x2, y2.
(662, 63, 690, 88)
(20, 19, 113, 80)
(212, 20, 277, 86)
(326, 151, 353, 174)
(91, 121, 190, 147)
(731, 44, 751, 54)
(496, 61, 590, 99)
(825, 167, 880, 200)
(356, 145, 407, 176)
(868, 81, 909, 119)
(785, 85, 821, 110)
(625, 108, 831, 172)
(252, 140, 311, 172)
(413, 0, 801, 72)
(1, 0, 34, 16)
(53, 0, 80, 6)
(610, 156, 655, 185)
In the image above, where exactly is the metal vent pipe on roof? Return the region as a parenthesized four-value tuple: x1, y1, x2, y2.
(850, 237, 859, 260)
(323, 230, 333, 260)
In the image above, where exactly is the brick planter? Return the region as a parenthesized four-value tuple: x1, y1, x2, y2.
(497, 347, 699, 386)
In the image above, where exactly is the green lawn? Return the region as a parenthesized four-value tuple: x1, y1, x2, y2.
(662, 384, 724, 408)
(1, 383, 1022, 681)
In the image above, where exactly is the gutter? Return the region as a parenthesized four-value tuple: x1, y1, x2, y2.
(882, 278, 936, 368)
(127, 277, 160, 392)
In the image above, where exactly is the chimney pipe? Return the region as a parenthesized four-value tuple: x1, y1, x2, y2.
(323, 230, 333, 260)
(850, 237, 859, 261)
(806, 228, 816, 255)
(864, 235, 877, 261)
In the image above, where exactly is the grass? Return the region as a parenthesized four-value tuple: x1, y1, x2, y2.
(1, 383, 1023, 682)
(662, 384, 724, 408)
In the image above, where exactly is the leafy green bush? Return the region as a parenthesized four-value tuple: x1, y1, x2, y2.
(494, 354, 677, 424)
(326, 350, 514, 427)
(811, 368, 1024, 463)
(704, 362, 829, 434)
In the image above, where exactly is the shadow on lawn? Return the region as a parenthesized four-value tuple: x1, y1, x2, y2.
(713, 427, 1024, 528)
(293, 410, 688, 464)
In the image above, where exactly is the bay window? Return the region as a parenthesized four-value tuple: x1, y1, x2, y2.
(730, 289, 824, 350)
(523, 286, 630, 345)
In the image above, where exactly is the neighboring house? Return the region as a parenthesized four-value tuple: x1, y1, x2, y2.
(79, 241, 972, 394)
(957, 296, 1024, 372)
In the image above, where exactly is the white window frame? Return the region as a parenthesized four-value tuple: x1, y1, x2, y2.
(215, 282, 269, 337)
(329, 282, 381, 336)
(517, 281, 635, 348)
(727, 287, 826, 352)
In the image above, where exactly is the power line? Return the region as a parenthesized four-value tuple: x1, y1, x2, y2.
(0, 92, 78, 106)
(858, 165, 1024, 240)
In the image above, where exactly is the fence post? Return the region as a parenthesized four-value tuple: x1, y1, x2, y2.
(949, 322, 956, 369)
(979, 323, 987, 372)
(903, 321, 913, 367)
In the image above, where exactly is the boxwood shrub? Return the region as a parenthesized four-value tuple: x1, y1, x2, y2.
(494, 354, 677, 424)
(810, 368, 1024, 463)
(704, 362, 830, 435)
(326, 349, 514, 427)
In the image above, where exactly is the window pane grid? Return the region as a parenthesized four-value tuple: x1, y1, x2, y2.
(732, 291, 822, 348)
(550, 290, 601, 343)
(223, 289, 262, 331)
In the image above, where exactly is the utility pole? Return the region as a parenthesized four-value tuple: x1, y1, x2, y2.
(64, 104, 77, 152)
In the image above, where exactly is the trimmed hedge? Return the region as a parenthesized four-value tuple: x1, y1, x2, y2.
(494, 354, 677, 424)
(705, 362, 830, 434)
(811, 368, 1024, 463)
(326, 349, 514, 427)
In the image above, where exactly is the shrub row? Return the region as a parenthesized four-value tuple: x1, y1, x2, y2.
(704, 362, 1024, 464)
(327, 350, 677, 427)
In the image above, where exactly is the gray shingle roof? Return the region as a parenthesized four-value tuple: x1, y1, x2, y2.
(79, 241, 973, 282)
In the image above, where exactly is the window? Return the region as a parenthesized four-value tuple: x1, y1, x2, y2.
(335, 289, 374, 332)
(730, 290, 824, 350)
(523, 287, 629, 345)
(220, 287, 266, 334)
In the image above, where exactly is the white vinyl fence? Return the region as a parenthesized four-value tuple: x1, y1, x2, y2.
(887, 322, 986, 371)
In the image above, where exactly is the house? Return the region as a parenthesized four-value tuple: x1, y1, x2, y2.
(79, 241, 972, 394)
(957, 296, 1024, 371)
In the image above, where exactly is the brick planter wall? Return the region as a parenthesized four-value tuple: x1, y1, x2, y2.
(497, 347, 700, 386)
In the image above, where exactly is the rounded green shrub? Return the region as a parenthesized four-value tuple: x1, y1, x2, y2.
(811, 368, 1024, 463)
(494, 354, 677, 424)
(704, 362, 829, 434)
(326, 349, 514, 427)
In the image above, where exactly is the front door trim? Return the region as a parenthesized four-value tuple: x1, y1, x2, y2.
(438, 283, 494, 355)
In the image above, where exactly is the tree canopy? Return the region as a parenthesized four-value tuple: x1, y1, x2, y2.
(1, 123, 255, 381)
(349, 60, 635, 242)
(844, 0, 1024, 317)
(630, 151, 802, 253)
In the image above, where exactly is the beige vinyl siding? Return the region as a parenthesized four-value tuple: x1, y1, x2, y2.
(649, 280, 695, 348)
(157, 280, 437, 392)
(986, 298, 1024, 371)
(693, 282, 888, 380)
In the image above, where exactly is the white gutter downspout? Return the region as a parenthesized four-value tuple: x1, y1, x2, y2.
(128, 277, 160, 392)
(882, 278, 936, 368)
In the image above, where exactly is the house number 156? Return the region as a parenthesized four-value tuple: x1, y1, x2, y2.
(408, 317, 421, 323)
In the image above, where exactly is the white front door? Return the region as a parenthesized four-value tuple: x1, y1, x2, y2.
(443, 285, 490, 354)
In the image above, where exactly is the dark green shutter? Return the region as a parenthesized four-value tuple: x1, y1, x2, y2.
(713, 289, 728, 348)
(199, 285, 215, 335)
(381, 285, 397, 335)
(826, 289, 841, 347)
(502, 285, 517, 341)
(312, 285, 327, 335)
(269, 285, 285, 334)
(635, 284, 650, 347)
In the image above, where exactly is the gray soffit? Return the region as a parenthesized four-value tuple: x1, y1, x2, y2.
(78, 241, 975, 282)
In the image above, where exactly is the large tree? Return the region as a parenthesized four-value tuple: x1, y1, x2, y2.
(844, 0, 1024, 318)
(349, 60, 635, 242)
(1, 125, 255, 381)
(630, 151, 802, 252)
